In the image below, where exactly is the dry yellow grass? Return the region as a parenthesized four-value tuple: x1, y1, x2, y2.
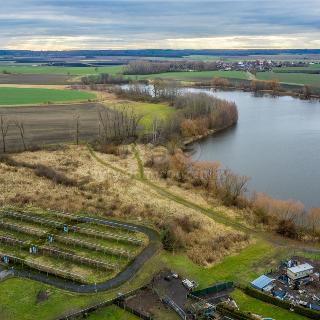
(0, 144, 250, 266)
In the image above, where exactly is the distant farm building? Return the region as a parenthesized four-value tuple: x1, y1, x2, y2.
(251, 275, 275, 292)
(287, 263, 314, 280)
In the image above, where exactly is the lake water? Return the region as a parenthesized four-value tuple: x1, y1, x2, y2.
(189, 89, 320, 208)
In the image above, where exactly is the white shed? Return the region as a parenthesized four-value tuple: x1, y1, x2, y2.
(287, 263, 314, 280)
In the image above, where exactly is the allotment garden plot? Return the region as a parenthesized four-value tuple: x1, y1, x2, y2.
(0, 208, 148, 284)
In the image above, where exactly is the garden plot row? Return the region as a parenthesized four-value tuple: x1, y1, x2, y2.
(10, 208, 139, 236)
(55, 235, 132, 258)
(0, 235, 25, 248)
(0, 233, 119, 272)
(41, 246, 117, 271)
(0, 251, 86, 283)
(2, 210, 143, 245)
(46, 209, 139, 234)
(0, 220, 46, 237)
(0, 219, 133, 258)
(72, 225, 142, 245)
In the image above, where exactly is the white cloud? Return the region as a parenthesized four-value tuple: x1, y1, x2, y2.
(4, 33, 320, 50)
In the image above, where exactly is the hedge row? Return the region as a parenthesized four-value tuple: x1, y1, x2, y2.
(216, 303, 257, 320)
(243, 286, 320, 320)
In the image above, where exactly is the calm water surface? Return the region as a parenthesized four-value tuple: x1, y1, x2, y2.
(190, 89, 320, 208)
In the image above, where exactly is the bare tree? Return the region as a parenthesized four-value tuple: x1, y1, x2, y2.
(98, 106, 143, 144)
(74, 115, 80, 145)
(303, 85, 312, 99)
(14, 120, 27, 151)
(151, 117, 160, 144)
(218, 169, 250, 205)
(307, 208, 320, 236)
(0, 116, 10, 153)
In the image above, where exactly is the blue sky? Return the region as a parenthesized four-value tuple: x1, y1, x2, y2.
(1, 0, 319, 50)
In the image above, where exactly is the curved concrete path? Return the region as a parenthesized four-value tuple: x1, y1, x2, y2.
(5, 217, 159, 293)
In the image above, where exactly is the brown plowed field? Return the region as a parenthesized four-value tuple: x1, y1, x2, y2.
(0, 74, 76, 85)
(0, 103, 104, 152)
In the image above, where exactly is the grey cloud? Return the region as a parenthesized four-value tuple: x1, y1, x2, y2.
(1, 0, 319, 49)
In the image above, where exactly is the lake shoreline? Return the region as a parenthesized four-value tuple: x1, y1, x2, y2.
(185, 88, 320, 208)
(176, 81, 320, 101)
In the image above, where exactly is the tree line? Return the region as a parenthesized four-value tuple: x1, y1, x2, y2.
(81, 73, 129, 86)
(211, 77, 317, 99)
(123, 60, 220, 75)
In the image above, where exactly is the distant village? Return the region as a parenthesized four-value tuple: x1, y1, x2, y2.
(213, 60, 314, 72)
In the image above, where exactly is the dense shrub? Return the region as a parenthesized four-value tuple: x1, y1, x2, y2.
(276, 219, 299, 239)
(216, 303, 258, 320)
(0, 156, 84, 187)
(81, 73, 128, 85)
(34, 164, 80, 187)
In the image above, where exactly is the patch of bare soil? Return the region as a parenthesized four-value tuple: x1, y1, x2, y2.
(0, 74, 74, 85)
(0, 103, 104, 152)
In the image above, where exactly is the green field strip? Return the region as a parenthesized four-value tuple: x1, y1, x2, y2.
(0, 87, 97, 106)
(0, 65, 124, 76)
(256, 71, 320, 87)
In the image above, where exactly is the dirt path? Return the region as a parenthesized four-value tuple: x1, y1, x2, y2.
(90, 146, 320, 255)
(247, 71, 256, 80)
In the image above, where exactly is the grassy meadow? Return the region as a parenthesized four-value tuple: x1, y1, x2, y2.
(257, 71, 320, 87)
(127, 70, 250, 81)
(112, 101, 175, 131)
(0, 87, 96, 105)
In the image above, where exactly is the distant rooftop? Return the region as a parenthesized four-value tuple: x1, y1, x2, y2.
(251, 275, 274, 289)
(288, 263, 313, 274)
